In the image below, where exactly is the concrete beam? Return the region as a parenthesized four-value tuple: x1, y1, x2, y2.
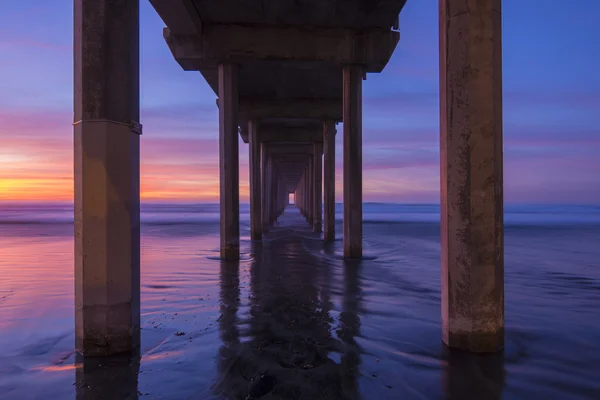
(240, 99, 342, 121)
(149, 0, 202, 35)
(266, 144, 318, 155)
(164, 24, 399, 73)
(258, 128, 323, 143)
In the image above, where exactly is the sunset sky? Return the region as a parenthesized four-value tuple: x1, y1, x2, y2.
(0, 1, 598, 203)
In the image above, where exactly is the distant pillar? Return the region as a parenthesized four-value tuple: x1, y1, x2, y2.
(261, 144, 270, 230)
(269, 159, 277, 224)
(307, 158, 313, 225)
(300, 176, 305, 215)
(248, 121, 262, 240)
(343, 65, 363, 258)
(304, 171, 308, 219)
(297, 180, 301, 213)
(323, 121, 336, 242)
(313, 142, 323, 233)
(218, 63, 240, 260)
(440, 0, 504, 353)
(74, 0, 141, 356)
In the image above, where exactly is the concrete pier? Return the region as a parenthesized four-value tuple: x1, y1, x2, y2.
(248, 120, 262, 240)
(343, 66, 363, 258)
(74, 0, 141, 356)
(439, 0, 504, 352)
(323, 121, 336, 242)
(218, 63, 240, 260)
(70, 0, 506, 358)
(313, 142, 323, 233)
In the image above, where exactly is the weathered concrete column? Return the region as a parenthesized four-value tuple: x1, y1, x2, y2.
(261, 143, 270, 230)
(313, 142, 323, 233)
(440, 0, 504, 353)
(300, 176, 305, 215)
(323, 121, 336, 242)
(302, 173, 307, 217)
(74, 0, 141, 356)
(307, 159, 314, 225)
(218, 63, 240, 260)
(248, 120, 261, 240)
(343, 65, 363, 258)
(268, 157, 276, 224)
(297, 180, 301, 213)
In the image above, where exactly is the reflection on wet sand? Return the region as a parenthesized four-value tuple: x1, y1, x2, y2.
(214, 218, 362, 399)
(75, 352, 140, 399)
(442, 348, 506, 399)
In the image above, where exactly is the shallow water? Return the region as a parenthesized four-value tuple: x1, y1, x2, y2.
(0, 204, 599, 399)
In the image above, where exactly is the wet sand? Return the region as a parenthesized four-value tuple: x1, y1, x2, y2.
(0, 206, 599, 399)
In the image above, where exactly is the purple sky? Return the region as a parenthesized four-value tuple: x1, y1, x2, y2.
(0, 0, 599, 204)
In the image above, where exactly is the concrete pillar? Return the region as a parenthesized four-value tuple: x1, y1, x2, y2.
(248, 121, 261, 240)
(300, 174, 306, 218)
(440, 0, 504, 352)
(74, 0, 141, 356)
(218, 63, 240, 260)
(323, 121, 336, 241)
(272, 174, 278, 222)
(343, 65, 363, 258)
(261, 144, 269, 230)
(299, 177, 305, 215)
(313, 142, 323, 233)
(268, 157, 275, 224)
(307, 158, 313, 225)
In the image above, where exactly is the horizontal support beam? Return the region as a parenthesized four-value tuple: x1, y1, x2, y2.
(259, 128, 322, 143)
(150, 0, 202, 35)
(164, 24, 399, 72)
(240, 99, 342, 121)
(266, 144, 316, 155)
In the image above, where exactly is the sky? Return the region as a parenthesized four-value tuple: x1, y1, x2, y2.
(0, 1, 599, 204)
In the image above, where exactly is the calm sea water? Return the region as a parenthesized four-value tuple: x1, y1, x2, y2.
(0, 203, 599, 399)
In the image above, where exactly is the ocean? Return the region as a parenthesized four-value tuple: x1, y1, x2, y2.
(0, 203, 599, 399)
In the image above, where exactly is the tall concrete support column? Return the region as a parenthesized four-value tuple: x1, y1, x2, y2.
(269, 158, 276, 224)
(307, 159, 313, 225)
(439, 0, 504, 353)
(297, 180, 301, 213)
(74, 0, 141, 356)
(261, 144, 270, 230)
(323, 121, 336, 242)
(248, 121, 262, 240)
(300, 174, 306, 218)
(300, 176, 305, 215)
(343, 65, 363, 258)
(313, 142, 323, 233)
(218, 63, 240, 260)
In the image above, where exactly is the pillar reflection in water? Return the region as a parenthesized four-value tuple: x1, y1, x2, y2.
(442, 348, 506, 399)
(75, 352, 140, 400)
(214, 219, 361, 399)
(339, 260, 362, 399)
(213, 259, 241, 398)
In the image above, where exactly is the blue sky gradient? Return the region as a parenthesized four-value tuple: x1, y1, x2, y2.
(0, 0, 598, 203)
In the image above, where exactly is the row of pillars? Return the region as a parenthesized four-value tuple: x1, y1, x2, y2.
(74, 0, 504, 355)
(228, 67, 362, 259)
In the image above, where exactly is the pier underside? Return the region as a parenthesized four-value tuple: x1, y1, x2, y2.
(74, 0, 504, 356)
